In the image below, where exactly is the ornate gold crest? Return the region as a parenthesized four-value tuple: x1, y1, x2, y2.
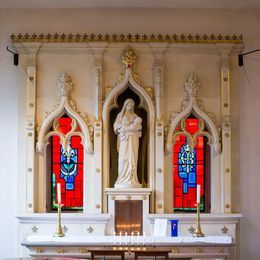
(121, 47, 136, 68)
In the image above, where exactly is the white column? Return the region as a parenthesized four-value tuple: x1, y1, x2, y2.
(89, 43, 107, 213)
(217, 44, 233, 213)
(14, 43, 41, 213)
(150, 43, 167, 213)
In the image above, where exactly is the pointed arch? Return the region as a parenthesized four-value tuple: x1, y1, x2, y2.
(103, 68, 155, 127)
(102, 62, 155, 194)
(37, 73, 93, 154)
(166, 73, 221, 213)
(166, 74, 221, 154)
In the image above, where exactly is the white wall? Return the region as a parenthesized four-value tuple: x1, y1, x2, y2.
(0, 8, 260, 259)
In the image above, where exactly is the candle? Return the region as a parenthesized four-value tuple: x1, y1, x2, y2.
(113, 231, 116, 245)
(119, 231, 122, 245)
(196, 184, 201, 204)
(125, 232, 127, 236)
(57, 183, 61, 204)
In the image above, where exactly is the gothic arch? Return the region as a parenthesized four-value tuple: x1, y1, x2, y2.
(102, 48, 155, 190)
(166, 73, 222, 213)
(37, 72, 93, 154)
(166, 73, 221, 154)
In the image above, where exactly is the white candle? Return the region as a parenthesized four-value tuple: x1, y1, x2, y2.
(196, 184, 201, 204)
(113, 231, 116, 245)
(57, 183, 61, 204)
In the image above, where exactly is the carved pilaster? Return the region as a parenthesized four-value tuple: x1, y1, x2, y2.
(89, 42, 107, 120)
(93, 121, 102, 213)
(14, 43, 41, 213)
(217, 44, 233, 213)
(155, 121, 164, 213)
(150, 44, 167, 213)
(89, 43, 107, 212)
(150, 43, 168, 120)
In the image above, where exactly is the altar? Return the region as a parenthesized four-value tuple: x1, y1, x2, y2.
(23, 235, 233, 259)
(12, 33, 243, 260)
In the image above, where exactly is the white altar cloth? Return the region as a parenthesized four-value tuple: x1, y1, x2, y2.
(26, 235, 232, 245)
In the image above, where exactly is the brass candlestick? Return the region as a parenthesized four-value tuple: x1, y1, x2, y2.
(193, 203, 204, 237)
(53, 204, 65, 237)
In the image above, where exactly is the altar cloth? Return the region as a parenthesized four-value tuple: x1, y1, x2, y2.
(26, 235, 232, 245)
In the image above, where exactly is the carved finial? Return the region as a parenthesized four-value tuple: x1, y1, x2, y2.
(58, 72, 73, 97)
(184, 73, 200, 97)
(121, 47, 136, 68)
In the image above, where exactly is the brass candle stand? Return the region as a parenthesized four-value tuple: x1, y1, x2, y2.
(193, 203, 205, 237)
(53, 203, 65, 237)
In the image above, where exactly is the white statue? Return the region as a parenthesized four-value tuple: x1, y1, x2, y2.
(114, 99, 142, 188)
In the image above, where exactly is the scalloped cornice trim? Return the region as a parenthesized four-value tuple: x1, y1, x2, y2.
(11, 33, 243, 44)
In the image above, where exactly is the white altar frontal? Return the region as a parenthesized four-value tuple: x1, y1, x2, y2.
(12, 33, 243, 259)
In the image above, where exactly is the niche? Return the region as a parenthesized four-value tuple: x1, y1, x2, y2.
(109, 86, 148, 188)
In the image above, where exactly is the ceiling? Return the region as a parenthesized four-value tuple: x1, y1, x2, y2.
(0, 0, 260, 9)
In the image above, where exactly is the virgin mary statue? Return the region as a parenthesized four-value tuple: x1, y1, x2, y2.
(113, 99, 142, 188)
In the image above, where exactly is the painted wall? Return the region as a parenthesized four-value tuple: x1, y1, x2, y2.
(0, 8, 259, 259)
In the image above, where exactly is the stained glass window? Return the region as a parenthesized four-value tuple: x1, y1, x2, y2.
(173, 117, 207, 212)
(51, 115, 84, 211)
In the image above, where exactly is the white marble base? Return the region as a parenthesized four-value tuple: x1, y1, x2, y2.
(114, 182, 142, 188)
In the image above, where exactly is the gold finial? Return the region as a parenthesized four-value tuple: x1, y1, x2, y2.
(122, 47, 136, 68)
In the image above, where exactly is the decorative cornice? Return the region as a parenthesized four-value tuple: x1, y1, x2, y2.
(11, 33, 243, 44)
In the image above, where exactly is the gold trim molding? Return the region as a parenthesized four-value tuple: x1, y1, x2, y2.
(11, 33, 243, 44)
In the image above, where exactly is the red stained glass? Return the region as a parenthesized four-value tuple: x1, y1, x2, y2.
(51, 115, 84, 211)
(173, 118, 206, 212)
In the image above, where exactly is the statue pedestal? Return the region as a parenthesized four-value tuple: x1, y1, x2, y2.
(114, 182, 142, 188)
(105, 188, 152, 235)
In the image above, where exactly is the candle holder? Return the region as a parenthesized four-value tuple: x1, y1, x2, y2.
(53, 203, 65, 237)
(193, 203, 204, 237)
